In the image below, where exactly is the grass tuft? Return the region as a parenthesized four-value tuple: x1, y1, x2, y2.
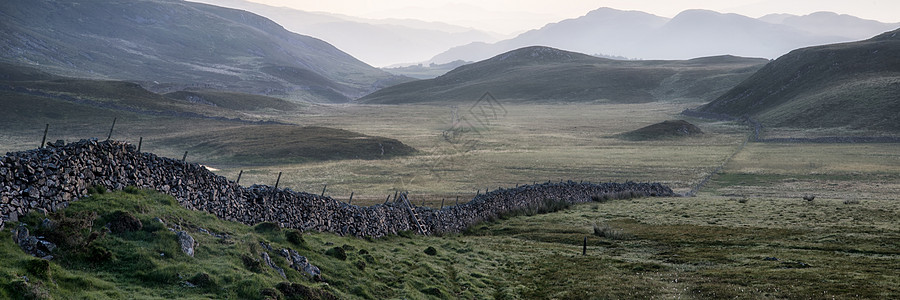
(592, 222, 632, 240)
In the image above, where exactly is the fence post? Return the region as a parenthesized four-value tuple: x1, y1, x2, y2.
(40, 124, 49, 149)
(582, 237, 587, 256)
(440, 198, 444, 209)
(106, 117, 117, 141)
(236, 170, 243, 184)
(137, 137, 143, 152)
(348, 192, 353, 205)
(182, 151, 188, 162)
(274, 172, 282, 190)
(321, 184, 327, 197)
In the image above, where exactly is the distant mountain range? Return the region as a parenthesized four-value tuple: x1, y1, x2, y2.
(187, 0, 505, 67)
(694, 28, 900, 132)
(358, 46, 768, 104)
(0, 0, 410, 103)
(430, 8, 900, 64)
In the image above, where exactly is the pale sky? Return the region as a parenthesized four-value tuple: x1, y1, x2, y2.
(241, 0, 900, 34)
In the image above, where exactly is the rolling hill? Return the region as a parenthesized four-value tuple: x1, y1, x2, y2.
(429, 8, 897, 64)
(693, 28, 900, 132)
(0, 0, 410, 103)
(358, 46, 768, 104)
(0, 63, 416, 164)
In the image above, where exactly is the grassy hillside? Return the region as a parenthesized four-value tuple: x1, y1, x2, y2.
(0, 64, 415, 165)
(696, 28, 900, 132)
(0, 0, 410, 103)
(359, 46, 767, 104)
(160, 125, 418, 165)
(3, 185, 897, 299)
(618, 120, 704, 141)
(0, 63, 297, 122)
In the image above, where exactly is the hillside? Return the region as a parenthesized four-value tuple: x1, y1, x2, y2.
(161, 125, 418, 164)
(430, 8, 894, 64)
(359, 46, 768, 104)
(0, 63, 298, 123)
(618, 120, 704, 141)
(0, 0, 410, 103)
(0, 63, 416, 165)
(188, 0, 503, 67)
(694, 28, 900, 132)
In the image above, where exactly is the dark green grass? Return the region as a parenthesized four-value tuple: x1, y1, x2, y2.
(2, 189, 897, 298)
(159, 125, 418, 165)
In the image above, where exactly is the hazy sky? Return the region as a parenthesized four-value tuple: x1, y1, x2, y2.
(240, 0, 900, 34)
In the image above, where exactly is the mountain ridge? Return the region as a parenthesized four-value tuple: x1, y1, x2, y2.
(694, 28, 900, 132)
(0, 0, 410, 103)
(428, 7, 899, 64)
(359, 46, 768, 104)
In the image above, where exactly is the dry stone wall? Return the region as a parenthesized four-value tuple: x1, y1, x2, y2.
(1, 139, 674, 237)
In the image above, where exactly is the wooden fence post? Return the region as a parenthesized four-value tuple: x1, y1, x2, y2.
(321, 184, 327, 197)
(274, 172, 282, 190)
(106, 117, 117, 141)
(440, 198, 444, 209)
(236, 170, 243, 184)
(137, 137, 143, 152)
(583, 237, 587, 256)
(348, 192, 353, 205)
(40, 124, 49, 149)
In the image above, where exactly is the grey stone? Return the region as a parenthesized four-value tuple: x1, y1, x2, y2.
(261, 252, 285, 278)
(176, 231, 196, 257)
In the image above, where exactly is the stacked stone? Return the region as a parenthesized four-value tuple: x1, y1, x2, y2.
(1, 140, 673, 237)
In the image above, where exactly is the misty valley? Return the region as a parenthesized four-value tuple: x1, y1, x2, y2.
(1, 0, 898, 299)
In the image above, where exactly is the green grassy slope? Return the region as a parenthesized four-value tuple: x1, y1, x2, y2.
(160, 125, 418, 165)
(696, 28, 900, 131)
(358, 46, 767, 104)
(3, 188, 897, 299)
(0, 0, 410, 103)
(0, 64, 416, 165)
(618, 119, 704, 141)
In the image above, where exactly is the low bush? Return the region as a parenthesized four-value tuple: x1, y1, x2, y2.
(592, 223, 632, 240)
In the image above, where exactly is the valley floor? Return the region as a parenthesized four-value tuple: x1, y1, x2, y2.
(2, 102, 899, 298)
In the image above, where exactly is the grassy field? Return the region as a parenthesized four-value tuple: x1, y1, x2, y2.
(3, 99, 899, 298)
(3, 187, 897, 299)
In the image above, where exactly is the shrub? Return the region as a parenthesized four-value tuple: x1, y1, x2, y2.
(38, 210, 98, 251)
(123, 185, 140, 194)
(188, 272, 215, 289)
(25, 259, 51, 279)
(423, 246, 437, 256)
(421, 287, 445, 298)
(253, 222, 281, 233)
(325, 247, 347, 261)
(276, 282, 338, 300)
(105, 211, 143, 234)
(354, 259, 366, 271)
(241, 254, 263, 273)
(592, 223, 631, 240)
(285, 229, 305, 246)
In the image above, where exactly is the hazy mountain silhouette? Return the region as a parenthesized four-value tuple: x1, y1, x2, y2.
(0, 0, 409, 103)
(359, 46, 767, 104)
(430, 7, 898, 64)
(695, 28, 900, 131)
(760, 11, 900, 41)
(188, 0, 504, 67)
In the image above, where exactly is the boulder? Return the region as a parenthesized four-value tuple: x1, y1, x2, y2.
(176, 231, 197, 257)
